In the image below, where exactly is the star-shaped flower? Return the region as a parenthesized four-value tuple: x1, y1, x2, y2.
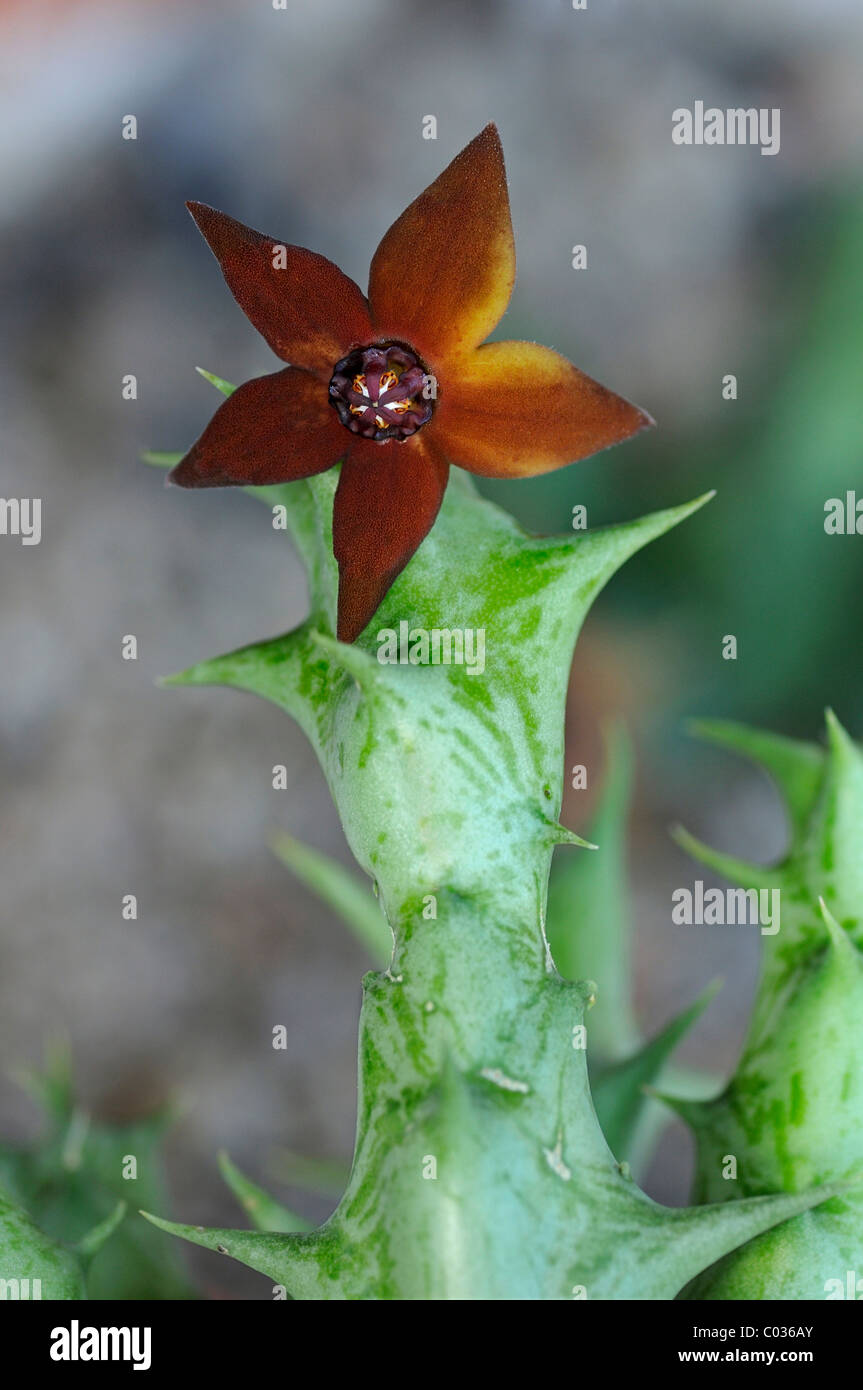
(171, 124, 652, 641)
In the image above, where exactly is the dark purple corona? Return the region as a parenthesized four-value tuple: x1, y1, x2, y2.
(328, 343, 433, 442)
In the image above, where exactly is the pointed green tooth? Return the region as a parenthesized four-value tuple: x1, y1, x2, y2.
(670, 824, 781, 891)
(544, 823, 598, 851)
(675, 712, 863, 1298)
(159, 626, 316, 729)
(270, 834, 392, 966)
(0, 1190, 86, 1299)
(74, 1201, 127, 1263)
(801, 710, 863, 935)
(687, 718, 824, 844)
(653, 1177, 862, 1297)
(195, 366, 236, 397)
(818, 895, 860, 963)
(140, 1211, 314, 1289)
(217, 1153, 312, 1234)
(140, 449, 183, 469)
(309, 629, 393, 698)
(555, 492, 716, 602)
(593, 980, 721, 1157)
(825, 706, 857, 754)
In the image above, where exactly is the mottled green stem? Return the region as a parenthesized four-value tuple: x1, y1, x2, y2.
(142, 381, 851, 1299)
(675, 714, 863, 1299)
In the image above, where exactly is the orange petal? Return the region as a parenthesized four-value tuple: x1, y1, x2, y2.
(169, 368, 345, 488)
(333, 436, 450, 642)
(433, 340, 653, 478)
(187, 202, 373, 377)
(367, 124, 515, 366)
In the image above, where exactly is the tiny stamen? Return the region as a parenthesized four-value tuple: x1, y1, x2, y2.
(329, 343, 433, 442)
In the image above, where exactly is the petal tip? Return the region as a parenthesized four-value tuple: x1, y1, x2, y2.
(478, 120, 502, 147)
(168, 452, 223, 489)
(335, 586, 373, 645)
(468, 121, 507, 178)
(368, 121, 513, 360)
(167, 456, 195, 488)
(185, 200, 224, 244)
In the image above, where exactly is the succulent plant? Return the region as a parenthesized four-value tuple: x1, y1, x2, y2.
(0, 1044, 190, 1300)
(4, 126, 854, 1307)
(139, 413, 850, 1300)
(671, 715, 863, 1299)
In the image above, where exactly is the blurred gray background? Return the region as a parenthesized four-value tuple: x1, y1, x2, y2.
(1, 0, 862, 1295)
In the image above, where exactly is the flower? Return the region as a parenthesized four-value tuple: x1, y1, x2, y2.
(170, 124, 652, 642)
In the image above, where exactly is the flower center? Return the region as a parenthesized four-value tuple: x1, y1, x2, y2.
(328, 343, 433, 442)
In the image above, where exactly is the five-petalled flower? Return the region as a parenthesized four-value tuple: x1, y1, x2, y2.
(170, 124, 653, 642)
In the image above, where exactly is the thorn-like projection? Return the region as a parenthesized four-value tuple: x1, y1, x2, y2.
(141, 449, 184, 470)
(677, 712, 863, 1298)
(818, 895, 859, 963)
(158, 629, 312, 727)
(686, 717, 824, 842)
(140, 1211, 295, 1283)
(195, 366, 236, 398)
(0, 1051, 192, 1299)
(825, 705, 856, 754)
(548, 492, 717, 612)
(309, 629, 392, 699)
(541, 819, 598, 851)
(74, 1201, 127, 1263)
(217, 1152, 312, 1234)
(593, 979, 722, 1157)
(659, 1175, 863, 1295)
(670, 823, 781, 892)
(0, 1190, 86, 1300)
(270, 833, 392, 966)
(575, 978, 599, 1010)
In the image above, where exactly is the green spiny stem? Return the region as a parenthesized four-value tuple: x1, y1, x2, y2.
(163, 464, 713, 925)
(676, 714, 863, 1299)
(146, 909, 854, 1300)
(0, 1193, 86, 1300)
(147, 376, 849, 1299)
(0, 1045, 191, 1300)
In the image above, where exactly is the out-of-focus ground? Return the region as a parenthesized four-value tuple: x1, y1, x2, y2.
(1, 0, 862, 1295)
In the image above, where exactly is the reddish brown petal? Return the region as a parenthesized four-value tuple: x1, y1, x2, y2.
(367, 124, 515, 366)
(187, 202, 373, 376)
(169, 368, 345, 488)
(333, 436, 450, 642)
(433, 340, 653, 478)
